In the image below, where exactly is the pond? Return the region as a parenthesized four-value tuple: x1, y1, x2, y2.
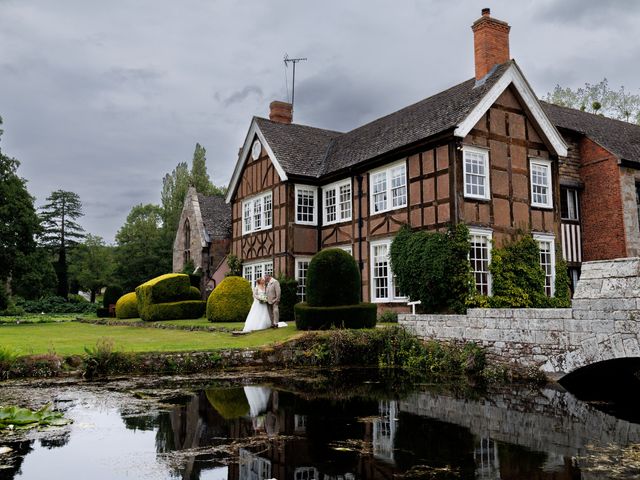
(1, 369, 639, 479)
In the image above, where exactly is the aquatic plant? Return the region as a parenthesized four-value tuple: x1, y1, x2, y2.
(0, 403, 70, 430)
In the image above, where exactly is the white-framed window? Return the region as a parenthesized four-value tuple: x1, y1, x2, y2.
(469, 228, 492, 296)
(295, 185, 317, 225)
(370, 238, 405, 303)
(240, 448, 271, 480)
(242, 260, 274, 286)
(533, 233, 556, 297)
(242, 191, 272, 235)
(463, 146, 490, 200)
(530, 158, 553, 209)
(323, 179, 352, 225)
(295, 257, 311, 302)
(369, 161, 407, 215)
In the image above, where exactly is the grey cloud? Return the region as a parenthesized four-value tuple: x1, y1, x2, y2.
(535, 0, 640, 23)
(222, 85, 263, 107)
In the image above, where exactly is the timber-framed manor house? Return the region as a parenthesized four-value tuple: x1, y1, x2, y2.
(175, 9, 640, 312)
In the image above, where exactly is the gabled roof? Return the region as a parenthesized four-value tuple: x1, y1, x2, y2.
(227, 61, 568, 200)
(542, 101, 640, 165)
(254, 118, 341, 177)
(197, 194, 231, 240)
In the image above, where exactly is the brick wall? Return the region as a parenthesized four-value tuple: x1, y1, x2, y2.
(579, 137, 626, 260)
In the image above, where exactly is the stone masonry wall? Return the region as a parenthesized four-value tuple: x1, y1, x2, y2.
(399, 257, 640, 374)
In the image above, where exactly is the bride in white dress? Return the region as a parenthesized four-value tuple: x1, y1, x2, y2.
(242, 277, 272, 332)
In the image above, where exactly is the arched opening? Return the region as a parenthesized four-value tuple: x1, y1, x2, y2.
(183, 219, 191, 265)
(559, 357, 640, 422)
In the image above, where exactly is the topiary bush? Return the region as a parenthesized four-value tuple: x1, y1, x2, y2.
(295, 303, 377, 330)
(115, 292, 139, 319)
(277, 275, 298, 323)
(205, 388, 250, 419)
(306, 248, 360, 306)
(206, 276, 252, 323)
(103, 286, 124, 310)
(136, 273, 199, 321)
(391, 224, 473, 313)
(295, 248, 376, 330)
(136, 273, 191, 307)
(141, 300, 205, 321)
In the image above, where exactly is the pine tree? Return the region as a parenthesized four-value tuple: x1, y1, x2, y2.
(39, 190, 85, 298)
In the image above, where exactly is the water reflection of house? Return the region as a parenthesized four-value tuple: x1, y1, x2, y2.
(474, 437, 501, 480)
(160, 387, 401, 480)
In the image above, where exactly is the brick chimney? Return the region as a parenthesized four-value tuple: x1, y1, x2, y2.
(472, 8, 511, 81)
(269, 100, 293, 124)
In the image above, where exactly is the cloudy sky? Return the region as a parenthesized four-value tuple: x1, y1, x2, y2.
(1, 0, 638, 242)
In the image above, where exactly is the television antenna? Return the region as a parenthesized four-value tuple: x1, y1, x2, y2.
(284, 54, 307, 110)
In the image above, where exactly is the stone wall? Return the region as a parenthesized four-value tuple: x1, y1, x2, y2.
(399, 257, 640, 375)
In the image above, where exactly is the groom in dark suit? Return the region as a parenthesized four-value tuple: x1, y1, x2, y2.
(264, 274, 281, 328)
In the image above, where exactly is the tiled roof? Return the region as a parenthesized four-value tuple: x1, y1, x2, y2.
(255, 62, 512, 178)
(197, 194, 231, 240)
(254, 118, 341, 177)
(542, 101, 640, 164)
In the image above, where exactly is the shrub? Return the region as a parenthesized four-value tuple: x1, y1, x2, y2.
(225, 254, 242, 277)
(96, 307, 110, 318)
(0, 285, 9, 311)
(15, 295, 97, 314)
(135, 273, 191, 307)
(103, 286, 123, 309)
(378, 310, 398, 323)
(306, 249, 360, 306)
(391, 224, 473, 313)
(142, 300, 205, 322)
(206, 276, 252, 323)
(115, 292, 139, 319)
(294, 303, 377, 330)
(277, 276, 298, 323)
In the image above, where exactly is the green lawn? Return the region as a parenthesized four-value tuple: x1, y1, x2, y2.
(0, 314, 89, 325)
(0, 322, 300, 356)
(105, 317, 245, 330)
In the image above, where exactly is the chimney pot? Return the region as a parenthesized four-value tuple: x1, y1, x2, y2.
(472, 9, 511, 81)
(269, 100, 293, 124)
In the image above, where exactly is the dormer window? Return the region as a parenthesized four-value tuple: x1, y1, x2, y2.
(463, 146, 490, 200)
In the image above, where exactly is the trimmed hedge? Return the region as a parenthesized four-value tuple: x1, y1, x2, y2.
(306, 249, 360, 306)
(177, 286, 201, 301)
(206, 276, 252, 323)
(294, 303, 377, 330)
(115, 292, 139, 319)
(141, 300, 205, 322)
(136, 273, 191, 306)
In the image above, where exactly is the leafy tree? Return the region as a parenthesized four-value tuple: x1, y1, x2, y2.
(68, 234, 116, 303)
(161, 161, 190, 235)
(545, 79, 640, 124)
(11, 248, 57, 300)
(38, 190, 85, 298)
(114, 204, 172, 292)
(0, 116, 40, 300)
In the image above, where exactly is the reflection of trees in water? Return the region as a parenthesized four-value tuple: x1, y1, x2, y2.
(0, 440, 34, 480)
(39, 432, 70, 449)
(121, 414, 160, 433)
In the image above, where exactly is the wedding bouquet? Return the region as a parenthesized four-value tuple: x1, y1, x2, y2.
(256, 292, 268, 304)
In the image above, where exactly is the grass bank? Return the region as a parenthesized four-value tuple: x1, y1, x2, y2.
(0, 321, 299, 356)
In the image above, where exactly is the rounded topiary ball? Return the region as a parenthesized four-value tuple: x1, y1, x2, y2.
(306, 248, 360, 307)
(206, 276, 252, 323)
(115, 292, 139, 319)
